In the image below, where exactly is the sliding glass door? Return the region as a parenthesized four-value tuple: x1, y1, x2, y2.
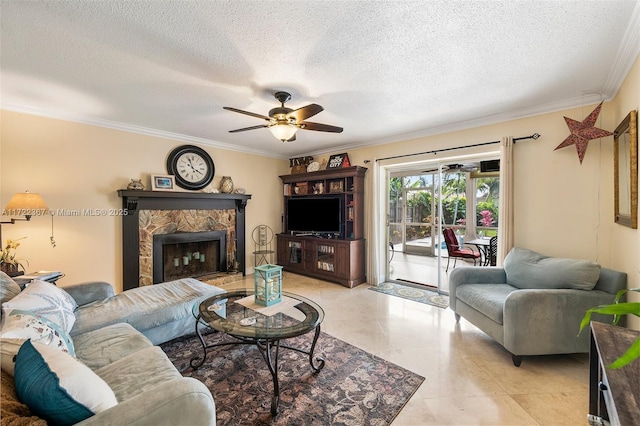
(386, 159, 500, 295)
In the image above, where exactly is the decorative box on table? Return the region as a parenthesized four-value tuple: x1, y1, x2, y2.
(254, 264, 282, 306)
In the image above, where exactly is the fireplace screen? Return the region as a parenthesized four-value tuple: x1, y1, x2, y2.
(153, 231, 227, 283)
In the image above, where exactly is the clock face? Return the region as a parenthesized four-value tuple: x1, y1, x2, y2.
(166, 145, 215, 190)
(176, 153, 208, 182)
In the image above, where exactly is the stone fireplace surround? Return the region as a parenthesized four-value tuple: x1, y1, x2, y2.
(118, 190, 251, 291)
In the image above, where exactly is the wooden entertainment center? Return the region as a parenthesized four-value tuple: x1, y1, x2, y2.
(277, 166, 367, 288)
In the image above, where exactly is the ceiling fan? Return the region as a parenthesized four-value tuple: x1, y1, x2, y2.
(421, 163, 479, 173)
(223, 91, 343, 142)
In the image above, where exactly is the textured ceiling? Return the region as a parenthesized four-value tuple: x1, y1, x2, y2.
(1, 0, 639, 158)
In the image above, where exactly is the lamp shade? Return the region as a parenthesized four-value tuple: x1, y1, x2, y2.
(268, 123, 297, 142)
(4, 191, 48, 216)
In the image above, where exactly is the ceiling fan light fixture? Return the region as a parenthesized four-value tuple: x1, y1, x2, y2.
(269, 123, 297, 142)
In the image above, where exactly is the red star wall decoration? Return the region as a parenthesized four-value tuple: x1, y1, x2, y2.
(554, 102, 613, 163)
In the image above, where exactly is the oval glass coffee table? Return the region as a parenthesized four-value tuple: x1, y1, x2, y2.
(191, 289, 325, 416)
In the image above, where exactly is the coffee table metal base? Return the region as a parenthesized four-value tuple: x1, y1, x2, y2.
(190, 316, 325, 416)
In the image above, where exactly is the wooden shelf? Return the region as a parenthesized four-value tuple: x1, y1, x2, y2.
(278, 166, 367, 287)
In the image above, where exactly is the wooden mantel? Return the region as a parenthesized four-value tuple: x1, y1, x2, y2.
(117, 190, 252, 290)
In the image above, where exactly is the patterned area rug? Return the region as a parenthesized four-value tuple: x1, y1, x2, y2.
(369, 282, 449, 309)
(160, 330, 424, 425)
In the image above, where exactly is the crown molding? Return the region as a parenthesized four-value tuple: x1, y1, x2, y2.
(603, 1, 640, 97)
(304, 93, 609, 157)
(1, 103, 285, 159)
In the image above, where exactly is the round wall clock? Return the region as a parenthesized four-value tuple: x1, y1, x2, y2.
(166, 145, 215, 190)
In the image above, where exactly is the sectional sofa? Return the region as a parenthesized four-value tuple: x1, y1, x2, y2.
(0, 272, 224, 425)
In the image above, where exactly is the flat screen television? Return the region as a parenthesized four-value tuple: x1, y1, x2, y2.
(286, 196, 342, 235)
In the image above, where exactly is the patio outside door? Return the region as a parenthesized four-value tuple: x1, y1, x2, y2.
(388, 172, 442, 289)
(386, 160, 500, 295)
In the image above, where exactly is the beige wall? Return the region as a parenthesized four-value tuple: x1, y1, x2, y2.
(2, 56, 638, 331)
(611, 56, 640, 330)
(0, 112, 289, 292)
(331, 55, 638, 329)
(341, 102, 618, 260)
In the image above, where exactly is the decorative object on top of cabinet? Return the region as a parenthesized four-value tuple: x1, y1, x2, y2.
(614, 110, 637, 229)
(290, 156, 314, 174)
(327, 153, 350, 168)
(307, 161, 320, 172)
(554, 102, 613, 164)
(219, 176, 234, 193)
(320, 159, 328, 170)
(127, 179, 145, 190)
(151, 175, 176, 191)
(166, 145, 215, 190)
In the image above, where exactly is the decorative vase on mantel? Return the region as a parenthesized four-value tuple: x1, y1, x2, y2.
(220, 176, 234, 194)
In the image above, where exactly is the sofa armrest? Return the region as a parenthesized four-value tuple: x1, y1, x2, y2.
(63, 282, 115, 306)
(449, 267, 507, 312)
(76, 377, 215, 426)
(502, 288, 617, 356)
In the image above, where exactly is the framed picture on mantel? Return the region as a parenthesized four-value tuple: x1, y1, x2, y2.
(327, 153, 350, 169)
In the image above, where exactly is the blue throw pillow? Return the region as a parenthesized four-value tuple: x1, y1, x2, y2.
(14, 340, 117, 425)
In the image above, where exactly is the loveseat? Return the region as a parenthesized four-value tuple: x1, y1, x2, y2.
(449, 247, 627, 366)
(1, 272, 225, 425)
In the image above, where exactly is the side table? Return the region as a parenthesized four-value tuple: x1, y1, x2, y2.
(588, 321, 640, 426)
(13, 271, 64, 289)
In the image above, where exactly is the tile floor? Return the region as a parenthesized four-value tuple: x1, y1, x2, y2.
(220, 272, 590, 426)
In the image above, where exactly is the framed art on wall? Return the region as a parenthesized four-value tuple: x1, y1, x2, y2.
(614, 110, 638, 229)
(151, 175, 176, 191)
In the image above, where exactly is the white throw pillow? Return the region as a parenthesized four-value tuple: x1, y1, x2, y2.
(14, 340, 118, 425)
(1, 311, 75, 376)
(2, 280, 77, 332)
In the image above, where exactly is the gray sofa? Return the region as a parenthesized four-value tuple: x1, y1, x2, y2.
(1, 274, 225, 425)
(449, 247, 627, 366)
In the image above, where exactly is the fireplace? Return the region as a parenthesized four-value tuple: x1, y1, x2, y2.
(118, 190, 251, 290)
(153, 231, 227, 283)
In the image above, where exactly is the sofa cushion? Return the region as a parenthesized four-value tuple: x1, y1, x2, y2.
(14, 340, 118, 425)
(73, 323, 153, 370)
(2, 280, 77, 332)
(95, 346, 182, 402)
(504, 247, 601, 291)
(0, 271, 22, 305)
(71, 278, 224, 337)
(455, 284, 518, 324)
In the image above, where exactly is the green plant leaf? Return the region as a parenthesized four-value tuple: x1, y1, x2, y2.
(614, 288, 640, 304)
(578, 302, 640, 335)
(608, 337, 640, 369)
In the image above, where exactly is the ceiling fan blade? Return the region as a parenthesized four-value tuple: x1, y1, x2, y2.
(288, 104, 323, 122)
(299, 121, 343, 133)
(223, 106, 271, 121)
(229, 124, 269, 133)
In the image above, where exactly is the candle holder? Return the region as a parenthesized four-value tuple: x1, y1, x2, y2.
(254, 264, 282, 306)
